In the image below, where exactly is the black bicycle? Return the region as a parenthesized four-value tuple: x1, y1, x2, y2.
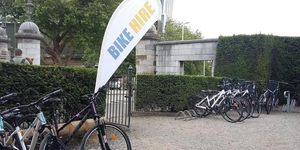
(17, 87, 132, 150)
(259, 80, 288, 114)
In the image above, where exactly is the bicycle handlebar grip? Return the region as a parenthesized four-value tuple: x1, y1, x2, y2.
(37, 89, 63, 104)
(0, 92, 17, 101)
(45, 89, 62, 101)
(48, 89, 63, 97)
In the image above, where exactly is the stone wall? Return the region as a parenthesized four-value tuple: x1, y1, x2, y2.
(136, 37, 218, 76)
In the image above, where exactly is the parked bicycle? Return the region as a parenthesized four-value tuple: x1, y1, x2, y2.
(193, 78, 244, 123)
(231, 80, 262, 120)
(259, 80, 288, 114)
(0, 89, 67, 150)
(16, 87, 132, 150)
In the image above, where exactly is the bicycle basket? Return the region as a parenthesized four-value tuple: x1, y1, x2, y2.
(222, 77, 232, 85)
(236, 79, 245, 89)
(267, 81, 279, 93)
(221, 77, 233, 91)
(237, 79, 245, 85)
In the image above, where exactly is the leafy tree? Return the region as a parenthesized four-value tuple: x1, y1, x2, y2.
(1, 0, 122, 65)
(159, 19, 202, 41)
(0, 0, 25, 22)
(158, 19, 207, 75)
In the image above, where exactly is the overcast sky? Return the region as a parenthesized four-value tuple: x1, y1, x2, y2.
(172, 0, 300, 39)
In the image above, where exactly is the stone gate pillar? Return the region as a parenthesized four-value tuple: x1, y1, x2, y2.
(15, 21, 43, 65)
(136, 25, 160, 74)
(0, 27, 11, 62)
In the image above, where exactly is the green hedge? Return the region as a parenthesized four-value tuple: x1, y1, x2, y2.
(0, 62, 105, 120)
(215, 34, 273, 81)
(135, 34, 300, 112)
(215, 34, 300, 102)
(135, 75, 221, 112)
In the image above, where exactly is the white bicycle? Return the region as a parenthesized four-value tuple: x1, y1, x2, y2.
(0, 89, 67, 150)
(194, 84, 244, 123)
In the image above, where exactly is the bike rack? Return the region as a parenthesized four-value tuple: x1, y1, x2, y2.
(175, 111, 187, 120)
(175, 109, 201, 121)
(282, 91, 296, 113)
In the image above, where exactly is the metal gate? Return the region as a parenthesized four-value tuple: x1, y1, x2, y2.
(105, 66, 135, 127)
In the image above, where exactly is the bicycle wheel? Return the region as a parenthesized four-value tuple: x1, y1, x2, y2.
(39, 135, 68, 150)
(0, 121, 14, 147)
(221, 97, 243, 123)
(251, 100, 262, 118)
(16, 114, 41, 148)
(258, 94, 266, 105)
(187, 94, 202, 110)
(17, 114, 37, 129)
(80, 123, 131, 150)
(239, 98, 252, 122)
(266, 97, 273, 114)
(194, 100, 208, 117)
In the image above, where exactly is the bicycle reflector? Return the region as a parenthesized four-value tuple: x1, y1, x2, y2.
(111, 133, 117, 140)
(233, 103, 238, 108)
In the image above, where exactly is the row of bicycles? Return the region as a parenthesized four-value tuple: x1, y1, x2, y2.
(176, 77, 288, 123)
(0, 87, 132, 150)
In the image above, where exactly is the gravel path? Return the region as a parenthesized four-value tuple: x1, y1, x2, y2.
(66, 109, 300, 150)
(127, 111, 300, 150)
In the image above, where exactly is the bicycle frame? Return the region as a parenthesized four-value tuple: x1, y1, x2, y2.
(0, 89, 63, 150)
(51, 101, 98, 145)
(195, 89, 227, 109)
(5, 111, 46, 150)
(0, 116, 6, 146)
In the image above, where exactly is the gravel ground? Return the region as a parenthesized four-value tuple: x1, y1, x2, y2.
(67, 108, 300, 150)
(127, 110, 300, 150)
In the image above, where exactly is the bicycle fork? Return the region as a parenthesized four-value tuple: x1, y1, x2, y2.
(96, 119, 111, 150)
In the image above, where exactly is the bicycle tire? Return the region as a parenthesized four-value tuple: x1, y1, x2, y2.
(266, 97, 273, 114)
(80, 123, 132, 150)
(247, 101, 254, 119)
(39, 135, 68, 150)
(16, 114, 41, 149)
(194, 100, 208, 117)
(239, 98, 252, 122)
(251, 100, 262, 118)
(187, 94, 203, 110)
(17, 114, 37, 129)
(221, 97, 243, 123)
(258, 94, 266, 104)
(0, 121, 14, 147)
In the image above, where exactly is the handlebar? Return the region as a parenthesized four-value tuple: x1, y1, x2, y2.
(40, 89, 63, 103)
(0, 89, 63, 116)
(94, 86, 106, 97)
(279, 81, 289, 85)
(269, 80, 289, 85)
(0, 92, 17, 103)
(81, 86, 106, 102)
